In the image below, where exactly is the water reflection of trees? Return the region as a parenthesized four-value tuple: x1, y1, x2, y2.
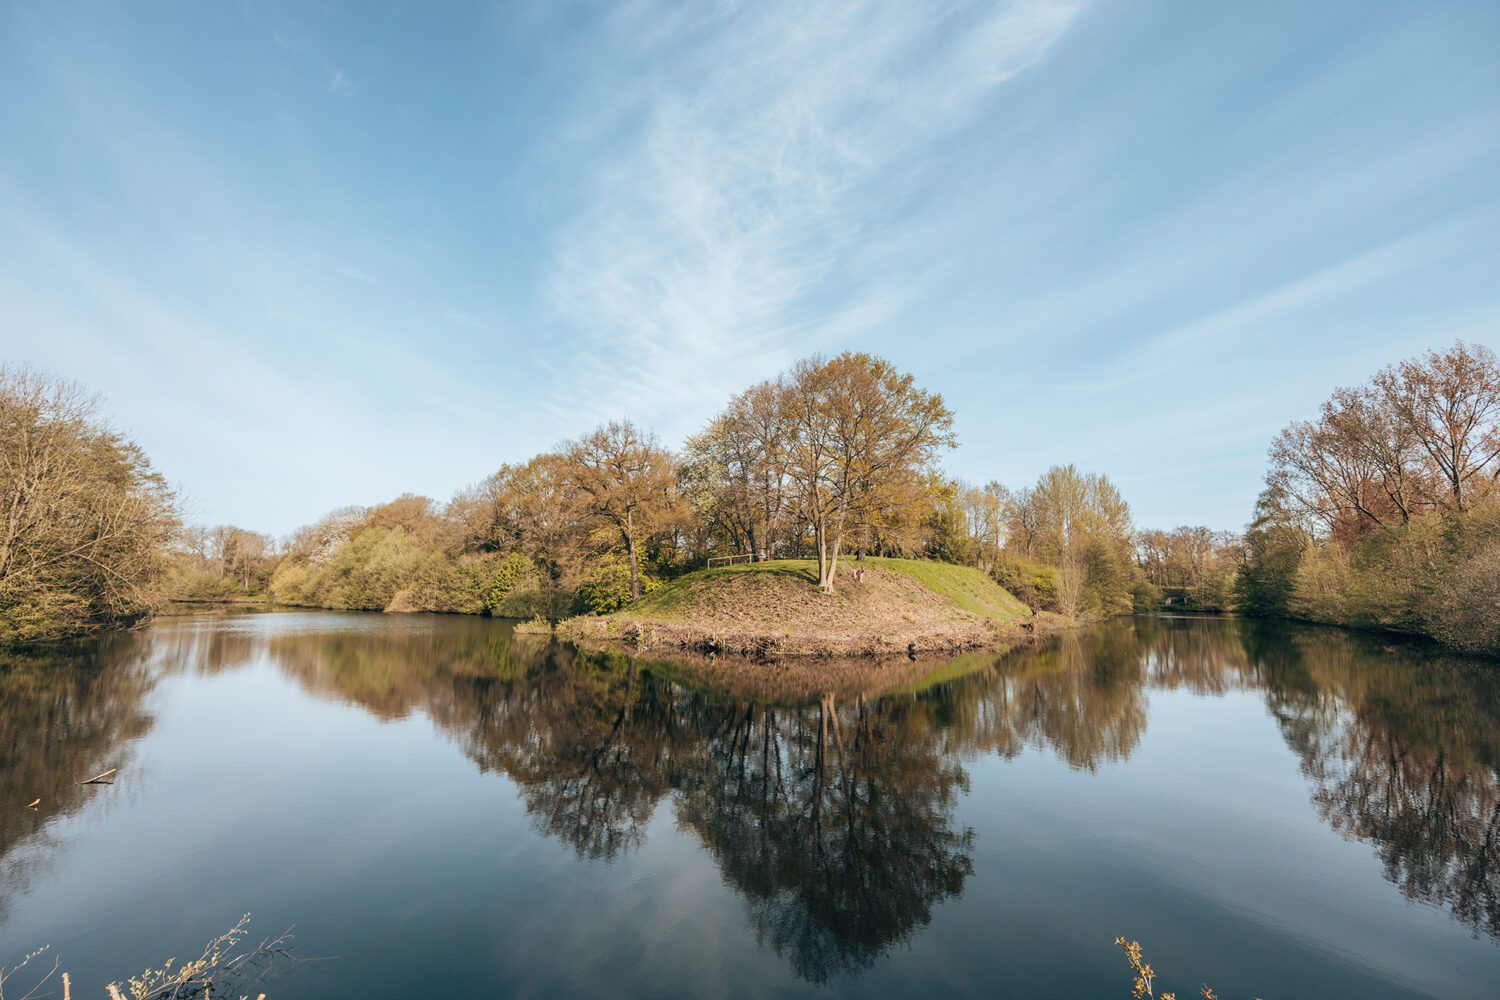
(9, 612, 1497, 979)
(979, 628, 1150, 769)
(0, 637, 156, 913)
(1241, 623, 1500, 939)
(672, 693, 973, 983)
(1121, 618, 1500, 940)
(250, 616, 1500, 952)
(257, 626, 976, 982)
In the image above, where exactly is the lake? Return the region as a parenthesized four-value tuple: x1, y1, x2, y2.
(2, 612, 1498, 997)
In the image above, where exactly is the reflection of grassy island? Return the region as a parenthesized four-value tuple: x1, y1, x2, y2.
(557, 557, 1049, 657)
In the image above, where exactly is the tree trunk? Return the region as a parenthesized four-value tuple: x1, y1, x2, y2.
(624, 519, 641, 600)
(815, 521, 842, 593)
(814, 515, 831, 592)
(820, 511, 845, 593)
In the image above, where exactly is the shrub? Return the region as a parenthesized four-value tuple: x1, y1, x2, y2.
(268, 561, 317, 606)
(991, 555, 1059, 612)
(0, 589, 92, 646)
(485, 552, 548, 618)
(1289, 544, 1353, 625)
(1131, 576, 1163, 613)
(1425, 540, 1500, 656)
(577, 555, 658, 615)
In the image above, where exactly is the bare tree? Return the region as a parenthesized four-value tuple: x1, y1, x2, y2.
(682, 379, 789, 560)
(1373, 340, 1500, 513)
(0, 367, 177, 643)
(212, 526, 275, 591)
(1267, 341, 1500, 537)
(1005, 486, 1042, 559)
(1025, 465, 1134, 618)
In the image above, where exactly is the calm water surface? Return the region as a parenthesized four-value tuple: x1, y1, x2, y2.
(2, 612, 1498, 998)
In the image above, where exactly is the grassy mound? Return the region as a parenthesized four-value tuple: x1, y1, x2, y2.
(559, 557, 1038, 657)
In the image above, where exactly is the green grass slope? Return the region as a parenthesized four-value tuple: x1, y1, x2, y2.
(862, 557, 1030, 623)
(562, 556, 1036, 656)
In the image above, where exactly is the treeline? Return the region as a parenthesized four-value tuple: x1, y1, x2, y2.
(169, 524, 278, 600)
(14, 341, 1494, 655)
(245, 353, 1145, 623)
(1238, 341, 1500, 654)
(2, 353, 1150, 645)
(1134, 525, 1243, 612)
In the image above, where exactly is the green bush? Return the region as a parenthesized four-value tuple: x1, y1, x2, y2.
(168, 566, 247, 601)
(1130, 576, 1163, 612)
(485, 552, 548, 618)
(577, 555, 658, 615)
(268, 561, 317, 605)
(1261, 502, 1500, 655)
(991, 555, 1059, 612)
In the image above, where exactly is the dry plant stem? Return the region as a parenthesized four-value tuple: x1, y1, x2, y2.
(0, 947, 61, 1000)
(80, 768, 117, 785)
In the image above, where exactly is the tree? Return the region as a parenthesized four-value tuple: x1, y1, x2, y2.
(0, 367, 178, 643)
(1004, 486, 1042, 559)
(681, 379, 789, 560)
(925, 479, 1009, 570)
(562, 420, 677, 601)
(780, 353, 955, 593)
(213, 526, 276, 591)
(1136, 525, 1243, 610)
(1269, 342, 1500, 538)
(1269, 387, 1429, 539)
(1235, 489, 1308, 616)
(1026, 465, 1134, 618)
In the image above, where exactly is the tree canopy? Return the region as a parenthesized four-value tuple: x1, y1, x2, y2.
(0, 367, 177, 644)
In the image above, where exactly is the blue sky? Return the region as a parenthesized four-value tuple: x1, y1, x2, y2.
(2, 1, 1497, 537)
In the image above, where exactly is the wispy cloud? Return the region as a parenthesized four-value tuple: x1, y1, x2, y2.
(328, 69, 350, 94)
(548, 0, 1086, 432)
(441, 308, 484, 329)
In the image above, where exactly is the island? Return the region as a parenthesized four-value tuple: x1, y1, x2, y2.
(555, 556, 1046, 657)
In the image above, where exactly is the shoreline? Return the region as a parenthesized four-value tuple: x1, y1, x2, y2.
(555, 610, 1062, 659)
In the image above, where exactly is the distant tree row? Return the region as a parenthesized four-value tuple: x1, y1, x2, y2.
(1135, 526, 1243, 613)
(23, 343, 1491, 653)
(169, 524, 277, 599)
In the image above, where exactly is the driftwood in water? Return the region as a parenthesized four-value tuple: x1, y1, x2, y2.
(80, 767, 116, 785)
